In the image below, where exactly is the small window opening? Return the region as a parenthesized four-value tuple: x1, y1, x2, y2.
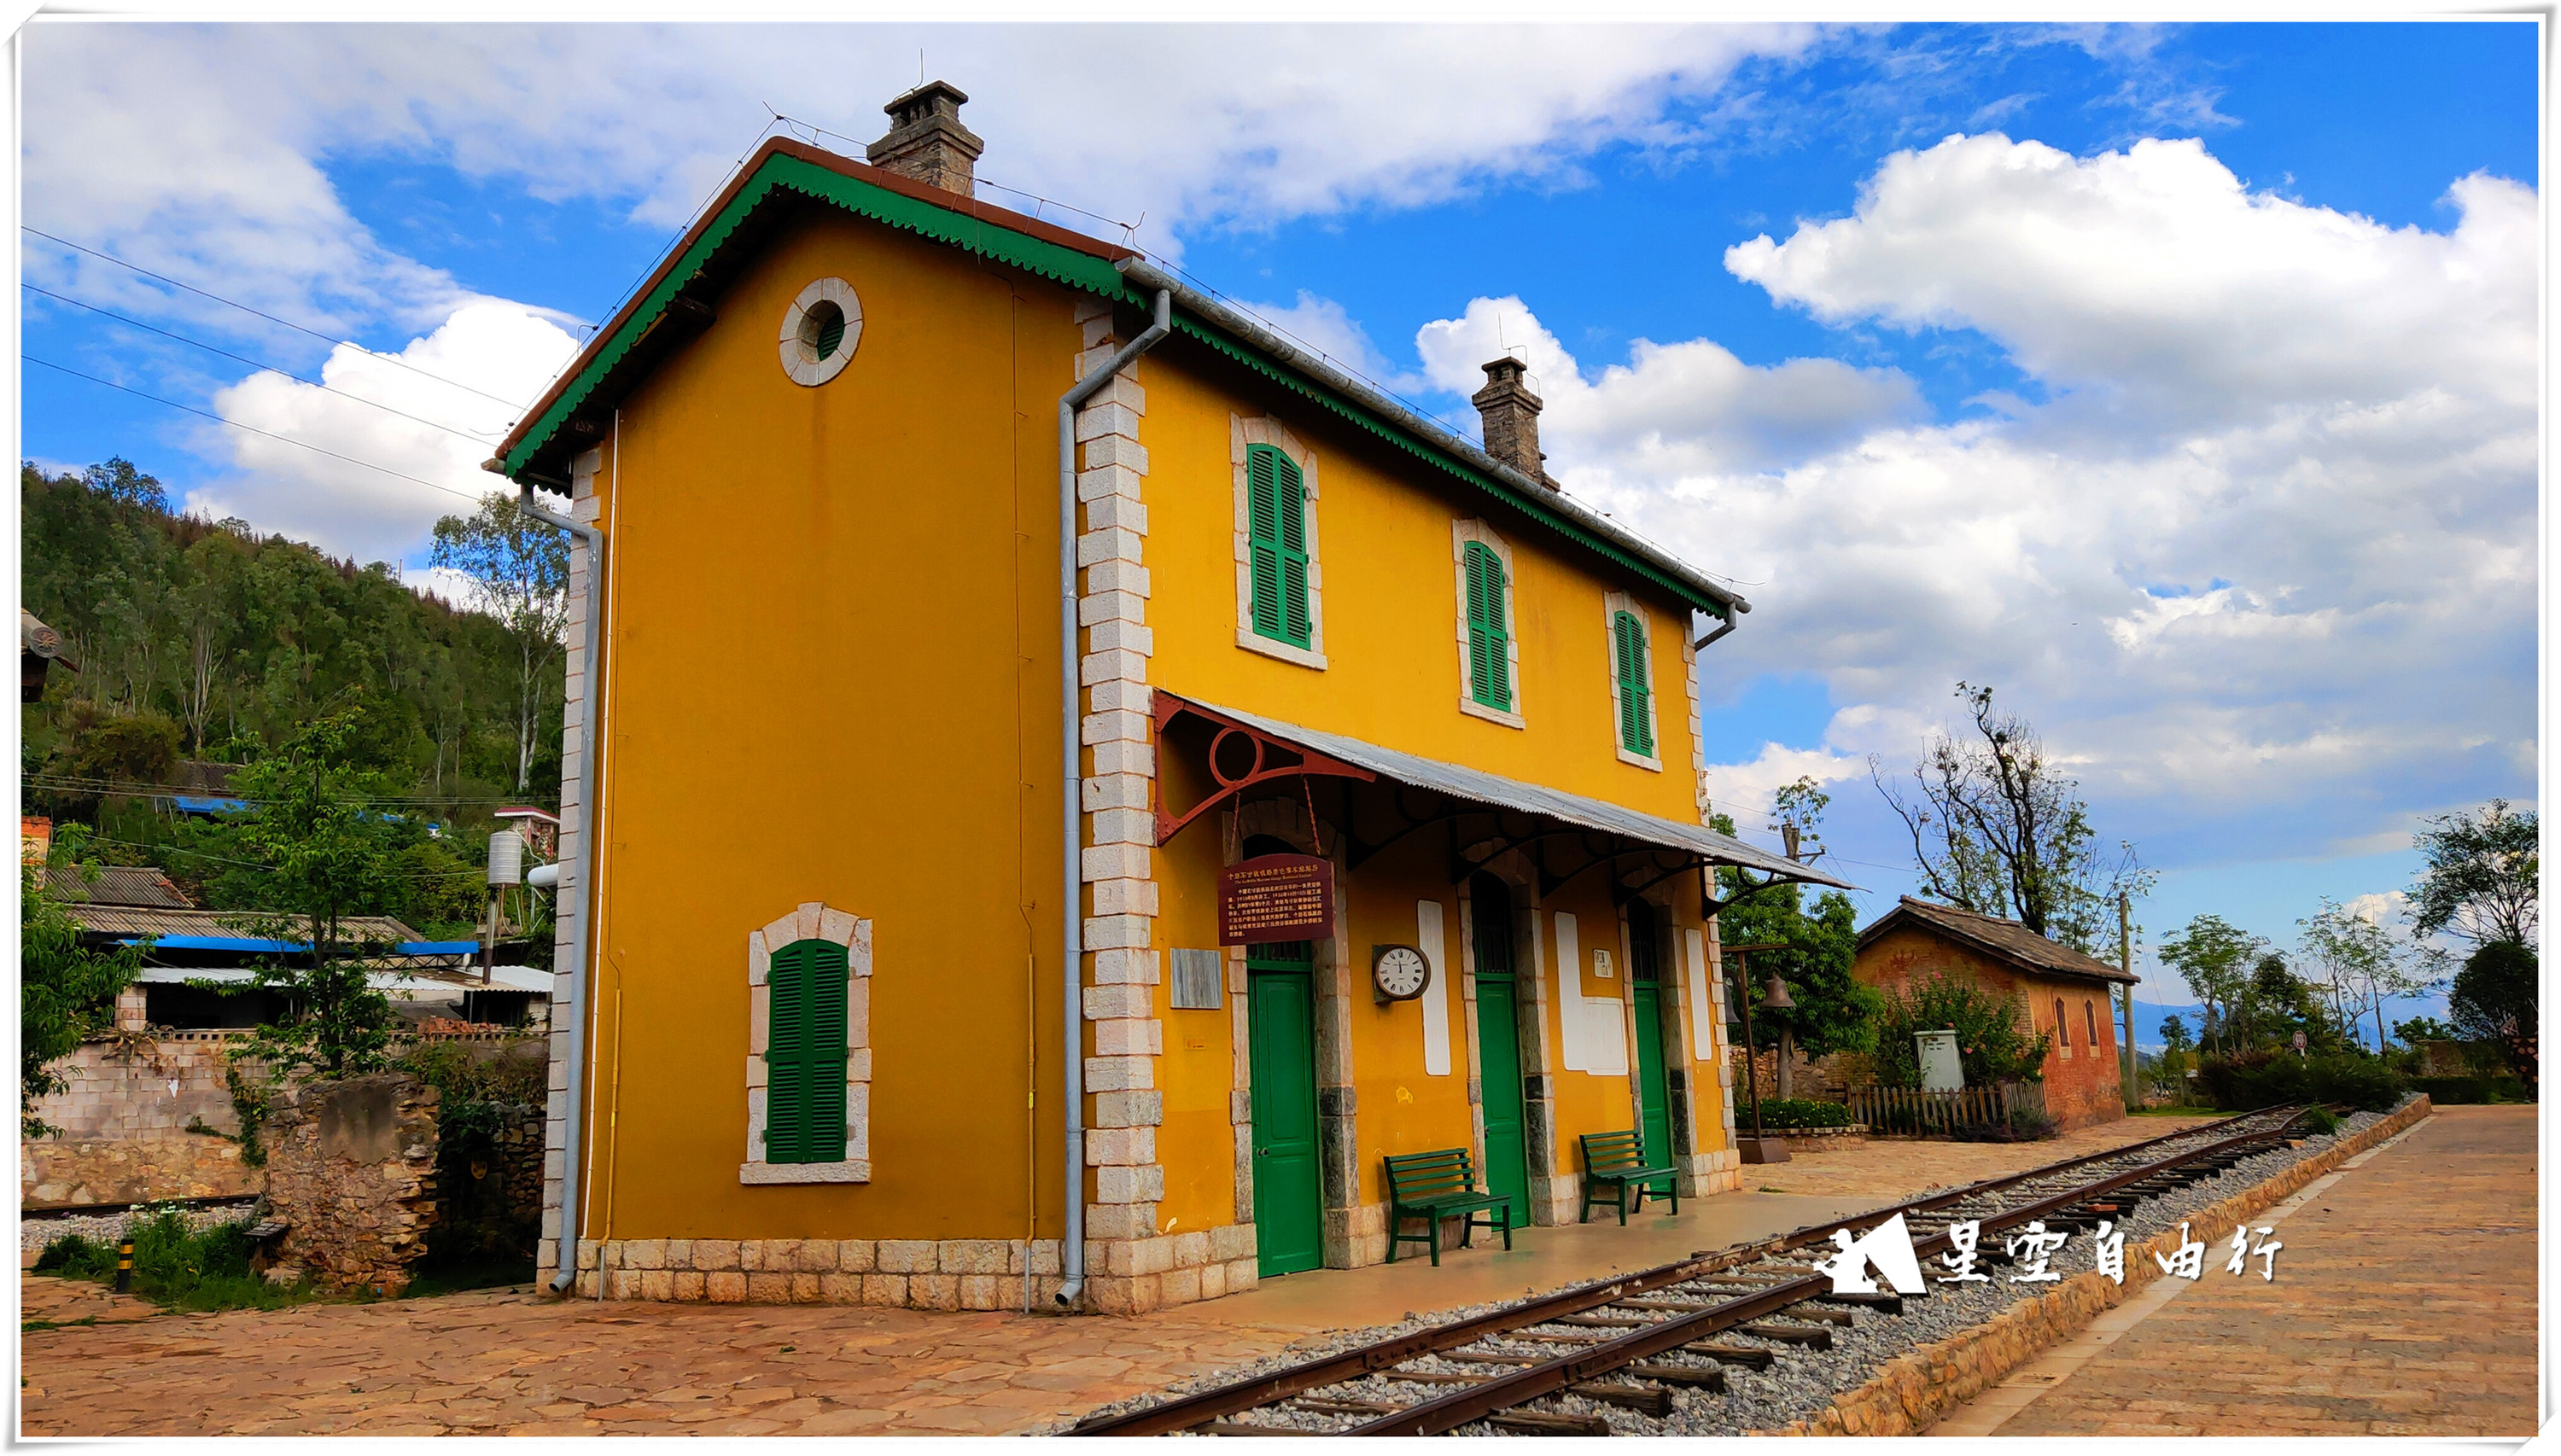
(801, 300, 848, 361)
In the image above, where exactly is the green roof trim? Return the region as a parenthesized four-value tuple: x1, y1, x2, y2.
(503, 154, 1140, 477)
(501, 150, 1727, 619)
(1171, 317, 1729, 618)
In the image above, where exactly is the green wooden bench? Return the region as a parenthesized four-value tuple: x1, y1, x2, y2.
(1578, 1129, 1679, 1225)
(1383, 1149, 1514, 1266)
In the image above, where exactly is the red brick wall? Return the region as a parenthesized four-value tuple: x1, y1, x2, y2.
(1856, 926, 2126, 1130)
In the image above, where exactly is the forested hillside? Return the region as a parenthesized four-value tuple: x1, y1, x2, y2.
(20, 459, 563, 888)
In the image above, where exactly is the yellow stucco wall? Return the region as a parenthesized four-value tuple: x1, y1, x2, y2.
(575, 211, 1078, 1242)
(566, 200, 1736, 1261)
(1134, 345, 1707, 823)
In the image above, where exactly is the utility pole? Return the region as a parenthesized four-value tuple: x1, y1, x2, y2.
(2118, 892, 2139, 1109)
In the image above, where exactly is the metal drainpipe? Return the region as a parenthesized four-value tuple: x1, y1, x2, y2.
(519, 476, 604, 1295)
(1055, 287, 1171, 1308)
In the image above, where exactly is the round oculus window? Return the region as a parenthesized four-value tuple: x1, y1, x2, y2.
(779, 278, 861, 387)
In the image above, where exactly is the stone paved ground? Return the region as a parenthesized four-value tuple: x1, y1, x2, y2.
(1983, 1105, 2538, 1438)
(18, 1278, 1322, 1436)
(8, 1110, 2268, 1437)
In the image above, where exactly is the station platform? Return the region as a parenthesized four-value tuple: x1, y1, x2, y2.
(1188, 1188, 1886, 1334)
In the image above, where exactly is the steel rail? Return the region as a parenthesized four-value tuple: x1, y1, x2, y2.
(1346, 1106, 2317, 1436)
(1067, 1106, 2301, 1437)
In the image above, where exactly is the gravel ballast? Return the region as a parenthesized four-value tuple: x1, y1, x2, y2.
(1062, 1107, 2389, 1437)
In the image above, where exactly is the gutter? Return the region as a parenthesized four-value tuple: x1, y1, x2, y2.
(1112, 256, 1751, 624)
(1055, 288, 1172, 1308)
(515, 473, 605, 1296)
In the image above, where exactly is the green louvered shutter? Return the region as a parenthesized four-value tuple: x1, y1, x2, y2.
(1613, 611, 1654, 757)
(1247, 445, 1312, 649)
(764, 939, 849, 1163)
(1463, 542, 1511, 711)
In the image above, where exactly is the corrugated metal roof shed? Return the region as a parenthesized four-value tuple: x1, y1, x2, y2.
(46, 863, 194, 908)
(65, 905, 420, 943)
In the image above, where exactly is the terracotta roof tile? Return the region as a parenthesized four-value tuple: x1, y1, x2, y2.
(1858, 896, 2139, 987)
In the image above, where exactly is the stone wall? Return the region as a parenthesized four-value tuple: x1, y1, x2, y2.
(21, 1133, 260, 1206)
(1770, 1095, 2436, 1436)
(27, 1032, 245, 1142)
(263, 1073, 440, 1295)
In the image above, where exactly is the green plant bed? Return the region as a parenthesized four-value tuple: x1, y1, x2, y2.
(33, 1208, 331, 1313)
(2412, 1074, 2535, 1105)
(1745, 1098, 1856, 1131)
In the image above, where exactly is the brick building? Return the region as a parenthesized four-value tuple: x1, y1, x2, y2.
(1853, 898, 2135, 1130)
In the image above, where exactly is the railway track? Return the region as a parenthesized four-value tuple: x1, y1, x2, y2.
(1067, 1105, 2325, 1437)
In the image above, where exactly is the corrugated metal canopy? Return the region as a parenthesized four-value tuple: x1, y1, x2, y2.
(135, 964, 554, 994)
(1173, 696, 1852, 889)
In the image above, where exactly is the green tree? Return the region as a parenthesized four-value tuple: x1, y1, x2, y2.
(2297, 898, 2420, 1051)
(2158, 914, 2261, 1054)
(2391, 1015, 2459, 1045)
(2447, 940, 2536, 1084)
(189, 710, 415, 1077)
(1870, 683, 2153, 961)
(21, 836, 147, 1136)
(1710, 805, 1880, 1098)
(430, 493, 569, 793)
(2409, 800, 2537, 950)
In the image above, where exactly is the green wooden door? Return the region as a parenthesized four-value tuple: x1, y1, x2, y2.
(1470, 878, 1532, 1227)
(1625, 908, 1674, 1176)
(1247, 943, 1323, 1278)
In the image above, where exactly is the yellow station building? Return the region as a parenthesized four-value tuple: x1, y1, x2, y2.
(494, 83, 1847, 1313)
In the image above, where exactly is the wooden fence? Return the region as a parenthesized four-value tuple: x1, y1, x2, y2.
(1847, 1081, 2048, 1136)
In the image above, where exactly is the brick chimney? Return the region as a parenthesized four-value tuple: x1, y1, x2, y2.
(1472, 356, 1553, 486)
(866, 80, 983, 195)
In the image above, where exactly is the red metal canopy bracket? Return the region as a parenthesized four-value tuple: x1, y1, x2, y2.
(1150, 694, 1374, 846)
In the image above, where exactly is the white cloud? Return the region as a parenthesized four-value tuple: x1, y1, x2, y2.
(190, 302, 580, 562)
(1698, 743, 1870, 826)
(1415, 295, 1924, 474)
(1725, 134, 2536, 431)
(1415, 135, 2535, 865)
(22, 21, 1823, 335)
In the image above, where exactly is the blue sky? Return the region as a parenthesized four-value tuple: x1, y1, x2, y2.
(19, 20, 2540, 1009)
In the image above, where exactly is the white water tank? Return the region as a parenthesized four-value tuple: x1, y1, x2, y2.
(486, 829, 524, 886)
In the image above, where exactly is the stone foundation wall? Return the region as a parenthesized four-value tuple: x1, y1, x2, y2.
(263, 1073, 441, 1295)
(1771, 1095, 2436, 1436)
(574, 1224, 1267, 1313)
(20, 1133, 262, 1206)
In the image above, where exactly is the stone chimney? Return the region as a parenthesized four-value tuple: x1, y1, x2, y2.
(1472, 356, 1552, 486)
(866, 80, 983, 195)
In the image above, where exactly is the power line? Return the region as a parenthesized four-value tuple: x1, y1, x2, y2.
(26, 283, 501, 446)
(25, 356, 487, 505)
(20, 226, 531, 411)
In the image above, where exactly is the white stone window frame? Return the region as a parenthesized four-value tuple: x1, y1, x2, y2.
(1451, 521, 1525, 730)
(742, 900, 873, 1185)
(1232, 415, 1327, 671)
(1603, 591, 1665, 773)
(779, 277, 863, 387)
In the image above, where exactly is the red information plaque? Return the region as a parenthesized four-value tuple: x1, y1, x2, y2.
(1217, 853, 1335, 945)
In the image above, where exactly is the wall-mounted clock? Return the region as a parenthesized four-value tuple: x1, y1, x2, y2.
(1372, 944, 1432, 1003)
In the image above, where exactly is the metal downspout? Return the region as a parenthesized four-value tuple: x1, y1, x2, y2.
(1056, 288, 1171, 1307)
(520, 478, 604, 1295)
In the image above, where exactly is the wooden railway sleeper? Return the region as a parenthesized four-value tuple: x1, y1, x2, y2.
(1487, 1411, 1613, 1436)
(1573, 1382, 1675, 1416)
(1683, 1342, 1776, 1369)
(1627, 1362, 1728, 1391)
(1736, 1322, 1835, 1349)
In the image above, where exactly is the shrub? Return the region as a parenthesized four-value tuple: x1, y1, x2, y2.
(2198, 1050, 2405, 1112)
(2412, 1074, 2535, 1105)
(2301, 1104, 2342, 1135)
(36, 1208, 322, 1313)
(1747, 1098, 1854, 1131)
(1871, 967, 2052, 1089)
